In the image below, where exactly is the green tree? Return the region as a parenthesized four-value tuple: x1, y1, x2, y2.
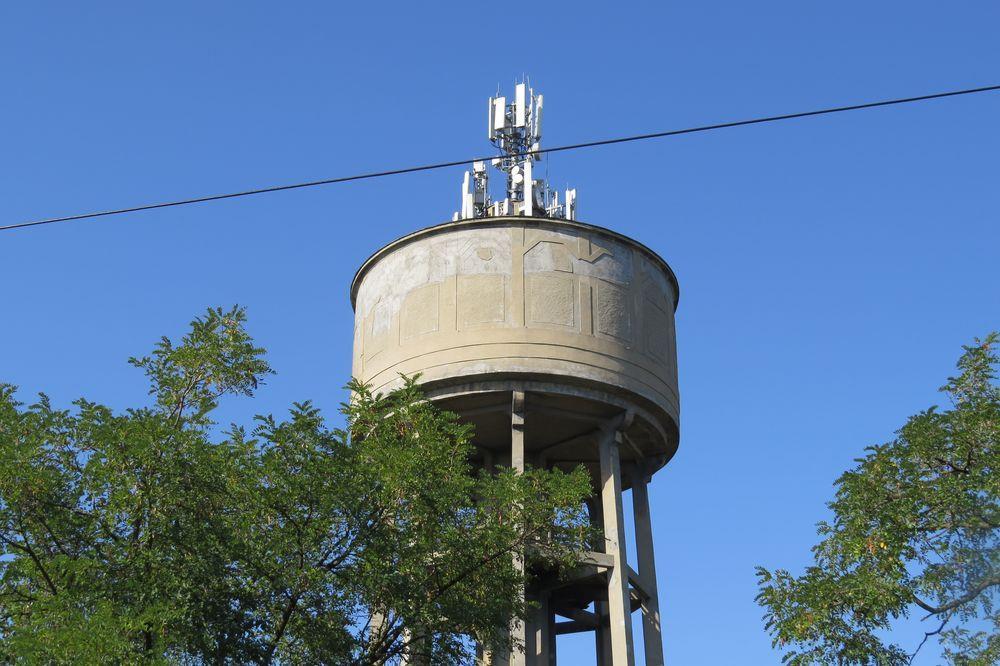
(757, 334, 1000, 665)
(0, 307, 592, 664)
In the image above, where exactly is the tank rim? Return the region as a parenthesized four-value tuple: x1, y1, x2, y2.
(349, 216, 680, 311)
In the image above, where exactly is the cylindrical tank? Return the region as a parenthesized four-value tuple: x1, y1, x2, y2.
(351, 216, 680, 481)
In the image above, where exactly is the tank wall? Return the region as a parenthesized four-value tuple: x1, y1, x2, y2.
(351, 218, 679, 431)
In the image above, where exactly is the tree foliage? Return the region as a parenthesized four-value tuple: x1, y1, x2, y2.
(757, 334, 1000, 664)
(0, 306, 592, 664)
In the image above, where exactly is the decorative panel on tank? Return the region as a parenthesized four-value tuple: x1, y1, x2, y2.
(524, 240, 573, 273)
(364, 299, 392, 359)
(595, 279, 631, 342)
(526, 274, 576, 329)
(400, 283, 440, 341)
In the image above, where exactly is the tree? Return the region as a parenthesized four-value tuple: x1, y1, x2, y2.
(0, 306, 592, 664)
(757, 334, 1000, 665)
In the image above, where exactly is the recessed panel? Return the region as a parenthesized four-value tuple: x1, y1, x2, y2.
(596, 279, 631, 342)
(527, 274, 576, 328)
(524, 239, 573, 273)
(457, 274, 506, 328)
(643, 300, 670, 365)
(400, 283, 440, 341)
(364, 300, 392, 360)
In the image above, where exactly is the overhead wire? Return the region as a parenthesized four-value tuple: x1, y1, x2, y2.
(3, 83, 999, 233)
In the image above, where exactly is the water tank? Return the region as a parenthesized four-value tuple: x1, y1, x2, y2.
(350, 215, 680, 484)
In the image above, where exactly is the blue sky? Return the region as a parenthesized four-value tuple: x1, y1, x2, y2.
(2, 2, 998, 663)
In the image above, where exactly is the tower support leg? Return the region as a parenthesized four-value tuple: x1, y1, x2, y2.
(594, 598, 614, 666)
(632, 468, 664, 666)
(509, 389, 527, 666)
(526, 592, 552, 665)
(598, 429, 635, 666)
(547, 598, 557, 666)
(400, 627, 428, 665)
(587, 498, 614, 666)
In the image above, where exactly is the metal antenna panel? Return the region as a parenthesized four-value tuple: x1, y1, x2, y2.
(454, 79, 577, 221)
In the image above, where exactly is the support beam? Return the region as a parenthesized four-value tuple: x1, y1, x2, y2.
(625, 564, 651, 601)
(530, 404, 608, 424)
(458, 401, 512, 419)
(555, 620, 594, 635)
(632, 467, 664, 666)
(541, 563, 605, 590)
(535, 428, 599, 455)
(620, 431, 647, 463)
(579, 550, 615, 568)
(598, 427, 635, 666)
(554, 607, 599, 628)
(555, 608, 601, 634)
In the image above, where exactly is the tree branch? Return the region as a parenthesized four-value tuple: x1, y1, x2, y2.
(907, 613, 951, 665)
(7, 523, 58, 596)
(912, 574, 1000, 616)
(263, 591, 301, 665)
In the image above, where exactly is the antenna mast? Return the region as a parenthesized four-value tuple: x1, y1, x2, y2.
(454, 80, 576, 221)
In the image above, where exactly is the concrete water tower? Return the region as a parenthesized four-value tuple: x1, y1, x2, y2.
(350, 82, 679, 666)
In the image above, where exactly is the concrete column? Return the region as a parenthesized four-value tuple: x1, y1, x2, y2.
(547, 601, 557, 666)
(488, 648, 510, 666)
(369, 610, 389, 664)
(586, 498, 614, 666)
(632, 467, 664, 666)
(585, 496, 604, 554)
(598, 429, 635, 666)
(527, 593, 552, 665)
(594, 599, 613, 666)
(400, 628, 411, 666)
(400, 628, 427, 665)
(511, 390, 525, 472)
(510, 389, 527, 666)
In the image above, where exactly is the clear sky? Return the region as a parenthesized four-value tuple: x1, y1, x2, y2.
(2, 2, 998, 663)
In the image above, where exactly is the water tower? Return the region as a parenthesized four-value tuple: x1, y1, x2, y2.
(350, 82, 679, 666)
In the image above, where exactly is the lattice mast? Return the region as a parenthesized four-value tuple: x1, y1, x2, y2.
(454, 81, 577, 221)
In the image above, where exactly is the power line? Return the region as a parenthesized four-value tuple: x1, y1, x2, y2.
(4, 83, 999, 233)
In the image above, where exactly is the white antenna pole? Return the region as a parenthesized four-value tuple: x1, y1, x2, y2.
(523, 160, 533, 217)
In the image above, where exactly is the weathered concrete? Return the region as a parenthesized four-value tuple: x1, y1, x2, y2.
(632, 466, 664, 666)
(351, 216, 680, 463)
(599, 428, 635, 666)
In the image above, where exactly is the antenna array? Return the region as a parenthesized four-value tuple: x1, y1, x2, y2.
(454, 81, 577, 221)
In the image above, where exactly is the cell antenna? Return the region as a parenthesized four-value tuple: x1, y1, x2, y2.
(454, 79, 576, 221)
